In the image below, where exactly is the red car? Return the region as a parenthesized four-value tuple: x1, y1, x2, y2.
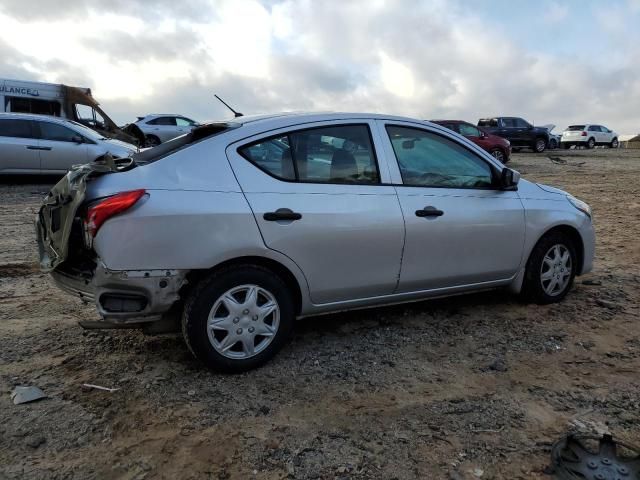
(430, 120, 511, 163)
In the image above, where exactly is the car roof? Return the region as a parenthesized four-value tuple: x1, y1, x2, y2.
(0, 112, 72, 125)
(430, 119, 469, 124)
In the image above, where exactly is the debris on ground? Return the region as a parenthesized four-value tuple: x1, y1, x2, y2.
(81, 383, 119, 393)
(10, 386, 46, 405)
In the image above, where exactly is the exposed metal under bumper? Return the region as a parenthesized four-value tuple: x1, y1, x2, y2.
(51, 262, 188, 327)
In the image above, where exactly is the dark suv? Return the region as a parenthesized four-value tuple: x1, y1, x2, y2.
(478, 117, 549, 153)
(431, 120, 511, 163)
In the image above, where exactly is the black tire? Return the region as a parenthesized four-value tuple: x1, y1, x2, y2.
(521, 231, 577, 304)
(549, 138, 558, 149)
(145, 135, 161, 147)
(533, 137, 547, 153)
(490, 148, 507, 163)
(182, 265, 295, 373)
(586, 137, 595, 149)
(610, 138, 619, 149)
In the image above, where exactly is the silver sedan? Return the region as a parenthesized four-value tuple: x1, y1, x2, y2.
(0, 113, 137, 175)
(37, 112, 595, 372)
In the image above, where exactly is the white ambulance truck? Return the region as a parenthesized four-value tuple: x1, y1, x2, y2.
(0, 79, 142, 145)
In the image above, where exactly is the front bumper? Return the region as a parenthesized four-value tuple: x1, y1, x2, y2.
(577, 217, 595, 275)
(52, 261, 188, 325)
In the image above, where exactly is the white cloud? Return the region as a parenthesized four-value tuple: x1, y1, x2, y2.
(1, 0, 639, 134)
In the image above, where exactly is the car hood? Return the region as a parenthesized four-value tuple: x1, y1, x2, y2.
(100, 138, 137, 154)
(541, 124, 556, 132)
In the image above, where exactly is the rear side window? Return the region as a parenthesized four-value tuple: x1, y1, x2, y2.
(239, 124, 380, 184)
(478, 118, 498, 127)
(0, 119, 35, 138)
(567, 125, 585, 131)
(148, 117, 176, 126)
(39, 122, 80, 142)
(7, 97, 61, 116)
(587, 125, 599, 131)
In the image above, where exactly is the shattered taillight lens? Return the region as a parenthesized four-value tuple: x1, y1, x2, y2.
(84, 189, 146, 240)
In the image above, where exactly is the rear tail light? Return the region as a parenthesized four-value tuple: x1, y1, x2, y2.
(84, 189, 146, 239)
(581, 131, 587, 136)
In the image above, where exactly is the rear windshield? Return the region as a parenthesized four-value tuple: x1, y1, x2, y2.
(478, 118, 498, 127)
(133, 122, 237, 164)
(567, 125, 585, 131)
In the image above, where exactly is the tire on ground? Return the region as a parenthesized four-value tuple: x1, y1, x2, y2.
(520, 231, 578, 305)
(182, 264, 295, 373)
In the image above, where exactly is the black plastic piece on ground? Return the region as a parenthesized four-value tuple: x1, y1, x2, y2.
(551, 433, 640, 479)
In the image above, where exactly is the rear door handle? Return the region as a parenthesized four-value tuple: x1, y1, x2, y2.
(415, 206, 444, 218)
(263, 208, 302, 222)
(26, 146, 52, 151)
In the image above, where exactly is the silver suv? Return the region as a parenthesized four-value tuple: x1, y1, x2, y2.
(134, 114, 199, 147)
(37, 113, 595, 372)
(0, 113, 136, 175)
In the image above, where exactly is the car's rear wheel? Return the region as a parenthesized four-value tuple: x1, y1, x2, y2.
(182, 265, 295, 373)
(533, 138, 547, 153)
(521, 231, 577, 304)
(490, 148, 507, 163)
(586, 137, 595, 149)
(145, 134, 161, 147)
(610, 138, 619, 148)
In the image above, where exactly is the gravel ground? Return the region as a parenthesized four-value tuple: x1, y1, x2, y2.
(1, 148, 639, 479)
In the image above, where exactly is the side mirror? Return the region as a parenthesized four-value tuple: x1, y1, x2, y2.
(71, 135, 83, 144)
(500, 167, 520, 190)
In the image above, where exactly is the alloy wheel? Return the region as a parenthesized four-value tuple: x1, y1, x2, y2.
(540, 244, 572, 296)
(491, 149, 505, 162)
(535, 139, 546, 152)
(207, 284, 280, 359)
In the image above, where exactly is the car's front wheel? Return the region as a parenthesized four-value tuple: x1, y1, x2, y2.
(610, 138, 619, 148)
(490, 148, 507, 163)
(521, 231, 577, 304)
(533, 138, 547, 153)
(182, 265, 295, 372)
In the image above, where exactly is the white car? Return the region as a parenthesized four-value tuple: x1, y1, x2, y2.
(134, 114, 199, 147)
(561, 124, 619, 149)
(0, 113, 137, 175)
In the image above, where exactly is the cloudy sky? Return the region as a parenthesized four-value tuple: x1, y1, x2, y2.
(1, 0, 639, 133)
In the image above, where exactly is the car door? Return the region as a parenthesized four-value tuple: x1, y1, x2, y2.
(377, 121, 525, 292)
(0, 118, 41, 173)
(36, 120, 89, 173)
(596, 126, 611, 144)
(226, 121, 405, 304)
(149, 116, 179, 142)
(513, 118, 533, 145)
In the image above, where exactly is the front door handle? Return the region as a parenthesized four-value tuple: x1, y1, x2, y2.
(264, 208, 302, 222)
(26, 146, 52, 151)
(415, 206, 444, 218)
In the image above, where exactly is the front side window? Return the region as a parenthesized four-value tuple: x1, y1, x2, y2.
(176, 117, 196, 126)
(39, 122, 81, 142)
(75, 104, 105, 129)
(239, 124, 380, 184)
(0, 119, 35, 139)
(459, 123, 481, 137)
(386, 125, 494, 189)
(515, 118, 531, 128)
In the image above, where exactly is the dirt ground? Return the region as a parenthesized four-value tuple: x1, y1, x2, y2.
(1, 148, 639, 480)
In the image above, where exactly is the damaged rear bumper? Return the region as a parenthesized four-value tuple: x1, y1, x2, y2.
(52, 261, 187, 328)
